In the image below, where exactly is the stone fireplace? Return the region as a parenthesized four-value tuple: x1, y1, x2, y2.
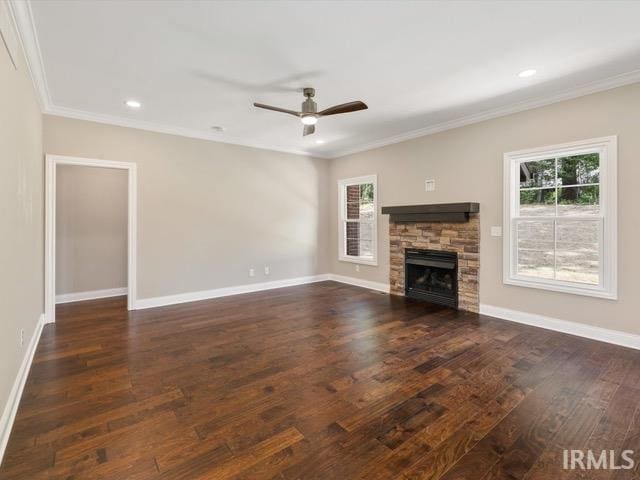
(382, 203, 480, 312)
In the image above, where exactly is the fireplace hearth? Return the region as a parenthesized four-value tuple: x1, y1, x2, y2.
(405, 249, 458, 308)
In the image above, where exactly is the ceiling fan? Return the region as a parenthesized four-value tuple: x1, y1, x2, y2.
(253, 88, 368, 136)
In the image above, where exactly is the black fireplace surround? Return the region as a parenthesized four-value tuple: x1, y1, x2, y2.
(405, 249, 458, 308)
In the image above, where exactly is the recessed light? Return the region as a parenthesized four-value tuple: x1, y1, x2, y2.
(315, 139, 325, 144)
(518, 69, 537, 78)
(125, 99, 142, 109)
(210, 126, 226, 133)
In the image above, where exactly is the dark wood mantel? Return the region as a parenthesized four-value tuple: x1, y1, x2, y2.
(381, 202, 479, 222)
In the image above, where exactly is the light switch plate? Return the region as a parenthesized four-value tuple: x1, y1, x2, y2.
(425, 179, 436, 192)
(491, 226, 503, 237)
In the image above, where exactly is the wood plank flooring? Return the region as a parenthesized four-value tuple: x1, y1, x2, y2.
(1, 281, 639, 479)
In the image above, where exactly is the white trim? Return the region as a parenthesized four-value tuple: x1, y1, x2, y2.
(0, 2, 18, 69)
(338, 175, 378, 266)
(134, 274, 391, 310)
(44, 106, 324, 159)
(135, 275, 331, 309)
(338, 256, 379, 267)
(5, 0, 51, 110)
(127, 161, 138, 308)
(55, 287, 127, 304)
(43, 74, 640, 160)
(9, 0, 640, 160)
(480, 304, 640, 351)
(44, 156, 55, 324)
(45, 155, 137, 323)
(327, 274, 390, 293)
(503, 136, 617, 300)
(502, 135, 619, 161)
(0, 313, 45, 464)
(332, 70, 640, 159)
(6, 1, 320, 159)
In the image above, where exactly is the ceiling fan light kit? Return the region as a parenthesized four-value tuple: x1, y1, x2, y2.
(253, 87, 367, 136)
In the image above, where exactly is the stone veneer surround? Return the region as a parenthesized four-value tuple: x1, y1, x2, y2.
(389, 214, 480, 312)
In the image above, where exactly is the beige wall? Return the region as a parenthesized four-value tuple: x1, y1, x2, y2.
(56, 165, 127, 295)
(0, 2, 43, 432)
(43, 84, 640, 336)
(43, 116, 330, 300)
(329, 83, 640, 336)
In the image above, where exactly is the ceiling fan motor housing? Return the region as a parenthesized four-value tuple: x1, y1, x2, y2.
(302, 88, 317, 116)
(302, 98, 317, 116)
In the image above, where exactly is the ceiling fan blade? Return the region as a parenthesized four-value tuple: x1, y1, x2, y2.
(318, 101, 368, 116)
(303, 124, 315, 136)
(253, 103, 301, 117)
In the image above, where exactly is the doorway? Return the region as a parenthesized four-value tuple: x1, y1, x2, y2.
(45, 155, 137, 323)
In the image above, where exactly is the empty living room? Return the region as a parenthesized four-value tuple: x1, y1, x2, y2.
(2, 1, 640, 478)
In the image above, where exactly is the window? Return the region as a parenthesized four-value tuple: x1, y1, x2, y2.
(504, 136, 617, 299)
(338, 175, 377, 265)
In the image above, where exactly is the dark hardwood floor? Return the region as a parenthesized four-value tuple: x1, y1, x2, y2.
(1, 281, 639, 479)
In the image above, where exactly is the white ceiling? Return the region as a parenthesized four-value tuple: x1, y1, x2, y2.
(19, 0, 640, 158)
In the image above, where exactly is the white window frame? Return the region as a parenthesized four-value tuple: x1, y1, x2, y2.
(503, 136, 617, 299)
(338, 175, 378, 266)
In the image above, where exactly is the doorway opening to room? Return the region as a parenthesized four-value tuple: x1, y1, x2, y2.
(44, 156, 137, 323)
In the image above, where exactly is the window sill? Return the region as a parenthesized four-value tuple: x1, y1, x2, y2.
(339, 256, 378, 267)
(504, 276, 617, 300)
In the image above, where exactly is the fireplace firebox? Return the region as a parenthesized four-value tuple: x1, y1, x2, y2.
(405, 249, 458, 308)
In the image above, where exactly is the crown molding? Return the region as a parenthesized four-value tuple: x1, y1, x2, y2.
(7, 0, 326, 159)
(44, 105, 328, 158)
(330, 69, 640, 158)
(44, 68, 640, 161)
(9, 0, 640, 161)
(6, 0, 51, 110)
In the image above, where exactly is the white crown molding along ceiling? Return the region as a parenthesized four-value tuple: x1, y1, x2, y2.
(5, 0, 318, 158)
(333, 68, 640, 158)
(8, 0, 640, 160)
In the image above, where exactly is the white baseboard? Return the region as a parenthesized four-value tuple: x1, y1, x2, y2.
(480, 304, 640, 351)
(134, 273, 395, 310)
(0, 313, 45, 464)
(55, 287, 127, 304)
(135, 275, 331, 309)
(327, 274, 390, 293)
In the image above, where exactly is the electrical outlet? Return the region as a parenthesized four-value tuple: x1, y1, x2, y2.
(355, 264, 360, 272)
(425, 179, 436, 192)
(20, 328, 24, 346)
(249, 268, 255, 277)
(264, 266, 270, 275)
(491, 226, 503, 237)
